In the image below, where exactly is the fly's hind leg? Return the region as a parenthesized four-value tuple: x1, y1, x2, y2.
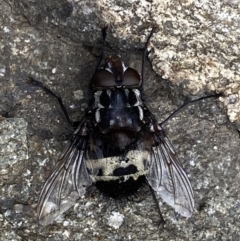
(149, 184, 165, 229)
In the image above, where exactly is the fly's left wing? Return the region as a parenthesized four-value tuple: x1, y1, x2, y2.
(37, 118, 92, 226)
(146, 126, 194, 218)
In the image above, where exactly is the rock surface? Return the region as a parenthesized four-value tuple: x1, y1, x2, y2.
(0, 0, 239, 240)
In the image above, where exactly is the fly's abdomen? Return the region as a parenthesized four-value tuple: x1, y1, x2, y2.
(86, 148, 151, 199)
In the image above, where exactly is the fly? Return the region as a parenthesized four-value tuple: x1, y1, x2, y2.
(28, 25, 221, 226)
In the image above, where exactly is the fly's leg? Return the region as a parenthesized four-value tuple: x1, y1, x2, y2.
(28, 76, 79, 127)
(160, 92, 223, 126)
(94, 24, 156, 83)
(149, 185, 165, 229)
(28, 26, 109, 127)
(93, 22, 108, 73)
(141, 27, 156, 88)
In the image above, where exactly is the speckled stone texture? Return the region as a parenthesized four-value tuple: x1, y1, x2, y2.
(0, 0, 239, 240)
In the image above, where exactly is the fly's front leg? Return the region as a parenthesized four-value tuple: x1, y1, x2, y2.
(141, 26, 157, 88)
(93, 22, 108, 73)
(28, 76, 80, 128)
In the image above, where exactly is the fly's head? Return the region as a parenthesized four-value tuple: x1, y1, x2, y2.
(91, 55, 141, 89)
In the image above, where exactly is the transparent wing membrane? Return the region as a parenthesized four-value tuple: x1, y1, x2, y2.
(147, 130, 194, 218)
(37, 121, 92, 226)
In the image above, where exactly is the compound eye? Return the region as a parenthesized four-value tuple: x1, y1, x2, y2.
(122, 68, 140, 86)
(91, 69, 115, 87)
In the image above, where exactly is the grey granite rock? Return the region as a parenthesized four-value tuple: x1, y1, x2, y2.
(0, 0, 239, 240)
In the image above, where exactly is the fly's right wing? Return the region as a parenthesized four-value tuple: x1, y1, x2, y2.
(37, 119, 92, 226)
(146, 126, 194, 218)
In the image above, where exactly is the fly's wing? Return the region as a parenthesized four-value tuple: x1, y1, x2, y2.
(146, 127, 194, 218)
(37, 119, 92, 226)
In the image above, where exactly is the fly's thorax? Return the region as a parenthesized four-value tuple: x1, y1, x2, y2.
(93, 88, 146, 135)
